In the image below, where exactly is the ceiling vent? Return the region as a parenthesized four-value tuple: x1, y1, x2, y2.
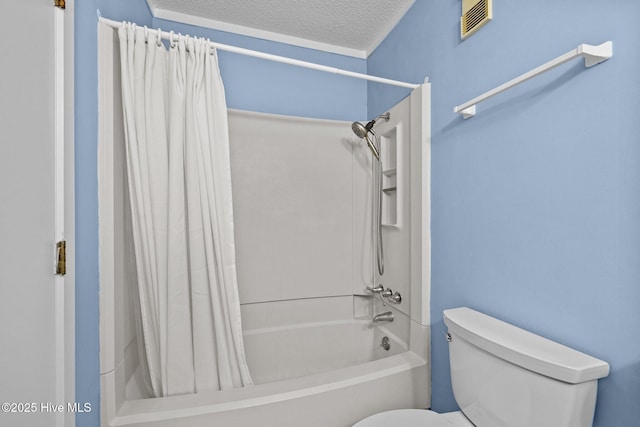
(461, 0, 492, 40)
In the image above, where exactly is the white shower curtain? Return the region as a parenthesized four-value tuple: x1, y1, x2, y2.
(118, 23, 253, 397)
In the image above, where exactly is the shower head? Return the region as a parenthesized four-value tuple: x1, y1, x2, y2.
(351, 112, 390, 161)
(351, 121, 369, 139)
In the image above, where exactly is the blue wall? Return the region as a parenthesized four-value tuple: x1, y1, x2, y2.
(369, 1, 640, 426)
(75, 1, 366, 426)
(77, 1, 640, 426)
(149, 18, 367, 121)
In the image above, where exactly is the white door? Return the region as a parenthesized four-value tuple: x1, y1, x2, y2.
(0, 1, 72, 426)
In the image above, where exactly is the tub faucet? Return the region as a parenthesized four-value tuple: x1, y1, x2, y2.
(373, 311, 394, 323)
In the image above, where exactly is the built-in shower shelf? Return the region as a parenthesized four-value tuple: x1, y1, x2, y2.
(380, 128, 398, 227)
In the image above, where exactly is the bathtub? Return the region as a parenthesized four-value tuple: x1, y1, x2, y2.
(104, 319, 429, 427)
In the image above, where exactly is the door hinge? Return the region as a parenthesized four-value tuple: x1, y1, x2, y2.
(54, 0, 65, 9)
(56, 241, 66, 276)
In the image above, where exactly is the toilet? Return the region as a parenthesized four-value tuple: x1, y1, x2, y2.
(355, 307, 610, 427)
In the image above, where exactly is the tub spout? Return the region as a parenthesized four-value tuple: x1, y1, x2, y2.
(373, 311, 394, 323)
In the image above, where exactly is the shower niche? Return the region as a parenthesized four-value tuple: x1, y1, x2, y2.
(381, 126, 399, 227)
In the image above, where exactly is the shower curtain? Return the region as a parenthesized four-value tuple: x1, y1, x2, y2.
(118, 23, 253, 397)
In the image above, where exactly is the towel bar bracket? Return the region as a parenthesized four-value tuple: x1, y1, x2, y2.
(580, 41, 613, 68)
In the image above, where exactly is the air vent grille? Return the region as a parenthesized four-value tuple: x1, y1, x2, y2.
(461, 0, 492, 39)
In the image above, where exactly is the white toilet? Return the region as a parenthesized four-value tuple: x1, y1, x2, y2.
(355, 307, 610, 427)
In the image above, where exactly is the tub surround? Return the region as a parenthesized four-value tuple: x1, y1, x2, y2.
(99, 26, 431, 425)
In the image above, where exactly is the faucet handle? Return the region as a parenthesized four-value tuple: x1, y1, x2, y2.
(387, 292, 402, 304)
(366, 284, 384, 294)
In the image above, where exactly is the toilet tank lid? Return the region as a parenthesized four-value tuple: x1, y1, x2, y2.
(443, 307, 610, 384)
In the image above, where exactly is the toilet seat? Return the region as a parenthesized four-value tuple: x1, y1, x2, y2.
(353, 409, 453, 427)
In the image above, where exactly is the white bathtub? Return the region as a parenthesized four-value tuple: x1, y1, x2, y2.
(245, 320, 407, 384)
(105, 319, 429, 427)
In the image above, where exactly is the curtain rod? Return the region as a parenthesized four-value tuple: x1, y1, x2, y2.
(98, 17, 421, 90)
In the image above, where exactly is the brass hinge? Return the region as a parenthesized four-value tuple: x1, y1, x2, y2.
(54, 0, 65, 9)
(56, 241, 66, 276)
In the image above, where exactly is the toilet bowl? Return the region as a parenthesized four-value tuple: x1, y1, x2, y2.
(354, 307, 610, 427)
(354, 409, 472, 427)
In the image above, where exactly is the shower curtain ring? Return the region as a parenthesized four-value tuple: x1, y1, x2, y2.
(156, 28, 162, 47)
(169, 31, 176, 48)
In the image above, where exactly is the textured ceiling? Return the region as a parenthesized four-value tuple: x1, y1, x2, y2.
(146, 0, 415, 58)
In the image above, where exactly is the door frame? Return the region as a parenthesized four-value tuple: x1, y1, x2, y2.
(54, 2, 75, 426)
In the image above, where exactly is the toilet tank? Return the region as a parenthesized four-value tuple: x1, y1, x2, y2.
(443, 307, 609, 427)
